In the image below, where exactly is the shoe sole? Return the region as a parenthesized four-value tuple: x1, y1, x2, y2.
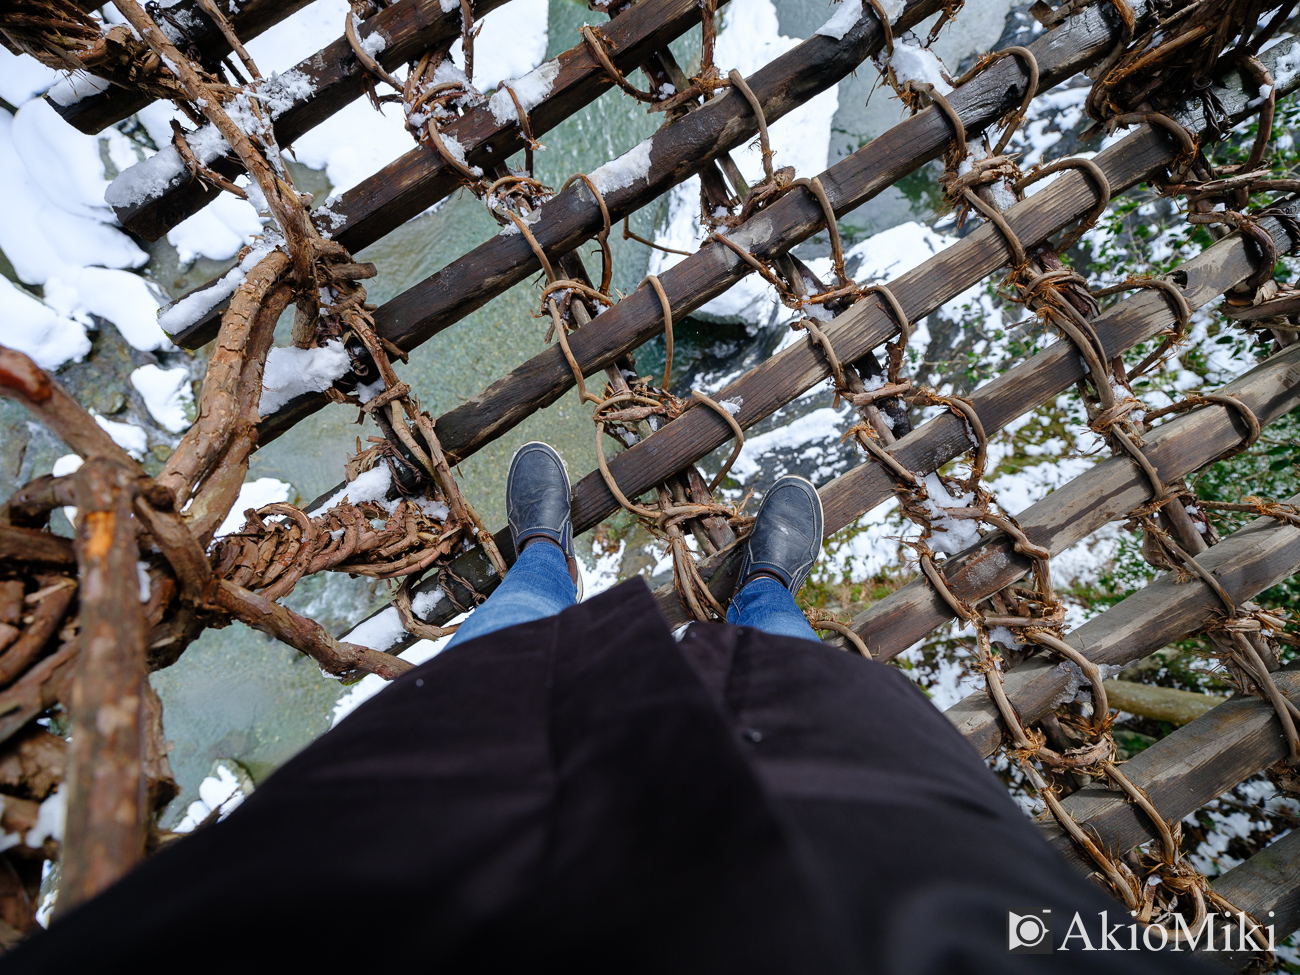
(508, 441, 583, 602)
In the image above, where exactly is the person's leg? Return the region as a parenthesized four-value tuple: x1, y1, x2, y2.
(726, 474, 824, 645)
(727, 575, 820, 643)
(446, 441, 580, 650)
(446, 540, 576, 648)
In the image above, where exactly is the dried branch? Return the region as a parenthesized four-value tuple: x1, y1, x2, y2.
(57, 459, 148, 917)
(214, 580, 413, 681)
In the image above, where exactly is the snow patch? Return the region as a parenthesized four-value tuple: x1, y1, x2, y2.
(24, 788, 65, 848)
(330, 632, 451, 724)
(816, 0, 866, 40)
(885, 33, 953, 94)
(729, 407, 848, 484)
(920, 473, 980, 555)
(131, 364, 193, 433)
(308, 465, 394, 516)
(259, 339, 352, 416)
(0, 276, 90, 370)
(93, 414, 148, 460)
(167, 190, 263, 264)
(44, 71, 109, 107)
(214, 477, 293, 537)
(174, 765, 246, 833)
(590, 137, 653, 195)
(342, 606, 406, 652)
(487, 59, 560, 125)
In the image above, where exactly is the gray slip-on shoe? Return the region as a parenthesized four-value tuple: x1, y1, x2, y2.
(735, 475, 824, 594)
(505, 441, 582, 598)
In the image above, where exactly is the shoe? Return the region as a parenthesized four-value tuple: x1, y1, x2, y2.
(735, 475, 824, 594)
(506, 441, 582, 598)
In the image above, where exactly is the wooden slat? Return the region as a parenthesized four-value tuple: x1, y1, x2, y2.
(259, 0, 1152, 441)
(1204, 829, 1300, 968)
(1044, 665, 1300, 877)
(850, 342, 1300, 671)
(288, 0, 1164, 520)
(114, 0, 517, 240)
(945, 486, 1300, 759)
(383, 318, 1300, 651)
(169, 0, 737, 347)
(49, 0, 315, 134)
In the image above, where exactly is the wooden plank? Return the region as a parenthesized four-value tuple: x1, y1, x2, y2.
(261, 0, 1153, 441)
(1042, 665, 1300, 879)
(1102, 680, 1226, 726)
(373, 323, 1300, 652)
(652, 213, 1298, 630)
(170, 0, 736, 347)
(855, 342, 1300, 674)
(234, 0, 947, 410)
(1205, 829, 1300, 968)
(114, 0, 517, 240)
(946, 485, 1300, 759)
(49, 0, 315, 134)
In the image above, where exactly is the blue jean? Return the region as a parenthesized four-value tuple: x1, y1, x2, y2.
(725, 575, 820, 643)
(447, 542, 820, 648)
(445, 541, 576, 650)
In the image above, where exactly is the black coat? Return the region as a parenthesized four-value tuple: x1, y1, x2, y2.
(4, 579, 1203, 972)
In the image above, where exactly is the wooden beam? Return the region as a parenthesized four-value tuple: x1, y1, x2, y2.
(1043, 665, 1300, 878)
(945, 486, 1300, 759)
(113, 0, 517, 240)
(49, 0, 314, 134)
(1103, 680, 1227, 726)
(0, 524, 75, 567)
(380, 315, 1300, 654)
(1204, 829, 1300, 968)
(257, 0, 1152, 439)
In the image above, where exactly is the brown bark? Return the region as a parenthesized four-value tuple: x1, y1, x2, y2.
(0, 525, 75, 567)
(112, 0, 322, 345)
(0, 582, 22, 627)
(214, 579, 414, 681)
(156, 252, 289, 505)
(0, 727, 66, 800)
(141, 681, 178, 815)
(0, 641, 77, 751)
(370, 208, 1299, 651)
(944, 486, 1300, 761)
(114, 0, 517, 239)
(0, 855, 35, 943)
(0, 576, 75, 689)
(57, 459, 148, 917)
(49, 0, 315, 134)
(166, 0, 738, 347)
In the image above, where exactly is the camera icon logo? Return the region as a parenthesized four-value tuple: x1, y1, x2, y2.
(1008, 910, 1053, 953)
